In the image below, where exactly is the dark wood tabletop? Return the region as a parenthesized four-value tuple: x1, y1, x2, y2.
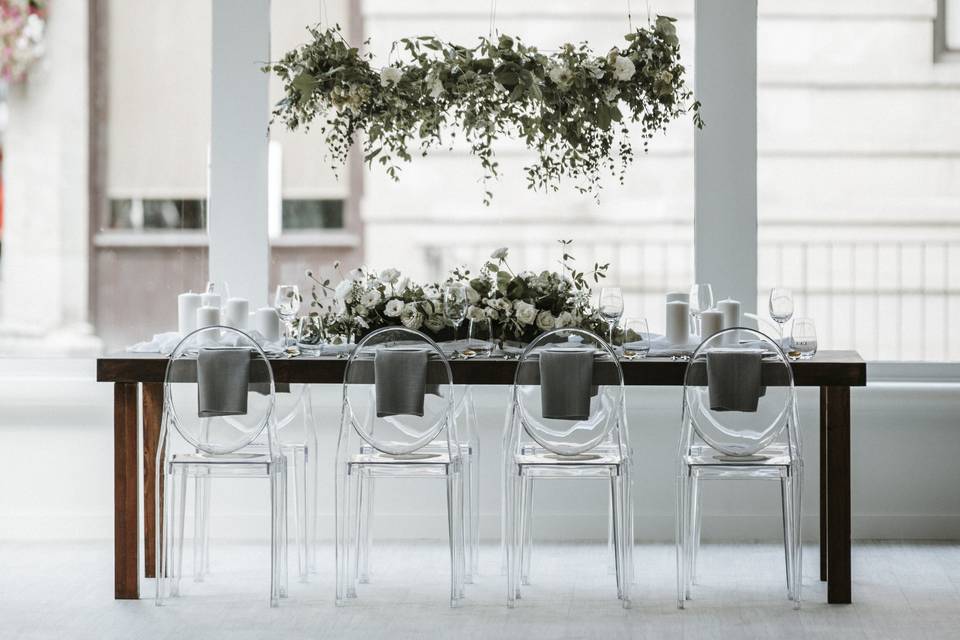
(97, 349, 867, 387)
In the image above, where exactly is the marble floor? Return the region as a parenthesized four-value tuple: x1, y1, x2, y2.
(1, 540, 958, 640)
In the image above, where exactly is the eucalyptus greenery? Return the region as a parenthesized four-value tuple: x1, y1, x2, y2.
(267, 16, 700, 204)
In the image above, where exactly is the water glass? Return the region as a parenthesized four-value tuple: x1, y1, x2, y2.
(297, 315, 324, 355)
(790, 317, 818, 360)
(467, 317, 494, 355)
(275, 284, 301, 355)
(599, 286, 624, 345)
(620, 317, 650, 359)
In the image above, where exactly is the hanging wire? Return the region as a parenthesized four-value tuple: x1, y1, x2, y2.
(627, 0, 633, 31)
(489, 0, 498, 38)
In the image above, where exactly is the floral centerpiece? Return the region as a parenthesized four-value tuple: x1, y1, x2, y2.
(0, 0, 46, 84)
(266, 17, 700, 204)
(304, 241, 611, 344)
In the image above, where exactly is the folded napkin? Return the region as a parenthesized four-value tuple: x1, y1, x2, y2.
(539, 349, 594, 421)
(706, 348, 766, 412)
(374, 348, 429, 418)
(197, 348, 250, 417)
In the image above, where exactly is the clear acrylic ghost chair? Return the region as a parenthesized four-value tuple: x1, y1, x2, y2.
(335, 326, 465, 607)
(192, 383, 318, 582)
(156, 325, 288, 607)
(503, 328, 633, 608)
(676, 327, 802, 609)
(353, 383, 480, 586)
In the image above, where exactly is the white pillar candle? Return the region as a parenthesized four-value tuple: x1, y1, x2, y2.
(666, 291, 690, 304)
(200, 292, 222, 309)
(196, 306, 221, 344)
(717, 298, 741, 329)
(224, 297, 249, 330)
(666, 300, 690, 346)
(700, 309, 723, 340)
(255, 307, 280, 342)
(177, 292, 202, 335)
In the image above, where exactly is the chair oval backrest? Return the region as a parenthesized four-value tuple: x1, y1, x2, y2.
(683, 327, 794, 457)
(513, 328, 624, 456)
(164, 326, 276, 456)
(342, 326, 454, 456)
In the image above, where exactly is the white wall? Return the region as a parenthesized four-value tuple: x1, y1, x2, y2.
(1, 360, 957, 543)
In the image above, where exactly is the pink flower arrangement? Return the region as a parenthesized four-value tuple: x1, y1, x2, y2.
(0, 0, 46, 83)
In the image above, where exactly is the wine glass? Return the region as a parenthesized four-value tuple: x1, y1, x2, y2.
(599, 286, 624, 345)
(688, 283, 714, 335)
(769, 287, 795, 339)
(443, 282, 468, 341)
(274, 284, 301, 355)
(790, 317, 818, 360)
(620, 317, 650, 359)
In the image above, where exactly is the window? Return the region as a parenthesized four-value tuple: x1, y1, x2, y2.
(108, 199, 206, 231)
(281, 199, 344, 231)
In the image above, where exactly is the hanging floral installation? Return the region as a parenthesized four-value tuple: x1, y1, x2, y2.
(266, 16, 701, 204)
(0, 0, 47, 84)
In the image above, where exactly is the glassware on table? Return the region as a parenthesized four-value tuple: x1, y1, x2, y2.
(769, 287, 794, 339)
(467, 316, 494, 356)
(274, 284, 301, 355)
(620, 317, 650, 359)
(443, 282, 468, 341)
(297, 314, 325, 355)
(688, 283, 714, 335)
(789, 317, 818, 360)
(599, 286, 625, 345)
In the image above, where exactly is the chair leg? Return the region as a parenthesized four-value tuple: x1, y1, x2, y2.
(446, 472, 460, 608)
(269, 463, 280, 607)
(358, 470, 373, 584)
(293, 447, 308, 582)
(676, 472, 688, 609)
(506, 470, 522, 608)
(466, 397, 481, 582)
(614, 473, 631, 608)
(781, 475, 794, 600)
(791, 466, 803, 608)
(280, 459, 289, 599)
(610, 475, 623, 601)
(192, 475, 211, 582)
(171, 467, 188, 597)
(335, 463, 350, 605)
(156, 466, 171, 606)
(691, 475, 702, 585)
(520, 477, 533, 586)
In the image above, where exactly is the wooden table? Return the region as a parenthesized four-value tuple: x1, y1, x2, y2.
(97, 350, 866, 603)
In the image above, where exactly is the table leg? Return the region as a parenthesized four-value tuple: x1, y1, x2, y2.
(819, 387, 828, 582)
(142, 383, 163, 579)
(824, 385, 852, 604)
(114, 382, 140, 599)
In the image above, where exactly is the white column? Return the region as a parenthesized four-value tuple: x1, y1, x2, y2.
(694, 0, 758, 315)
(208, 0, 271, 307)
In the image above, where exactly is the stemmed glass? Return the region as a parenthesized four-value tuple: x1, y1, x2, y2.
(769, 287, 795, 340)
(274, 284, 301, 355)
(599, 286, 624, 345)
(443, 282, 468, 342)
(688, 283, 714, 335)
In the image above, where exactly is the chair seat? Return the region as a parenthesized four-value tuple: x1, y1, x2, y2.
(684, 443, 795, 472)
(347, 449, 457, 477)
(169, 451, 280, 477)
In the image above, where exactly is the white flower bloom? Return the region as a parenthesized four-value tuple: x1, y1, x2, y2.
(467, 305, 485, 322)
(396, 276, 410, 293)
(361, 290, 382, 307)
(334, 279, 354, 301)
(490, 247, 509, 261)
(380, 66, 402, 87)
(514, 301, 538, 325)
(428, 78, 444, 99)
(400, 303, 424, 330)
(349, 267, 365, 280)
(604, 87, 620, 103)
(465, 287, 481, 304)
(657, 70, 674, 84)
(384, 299, 404, 318)
(555, 311, 575, 329)
(379, 268, 400, 284)
(612, 55, 636, 82)
(353, 304, 369, 317)
(483, 306, 500, 321)
(422, 285, 441, 300)
(548, 63, 573, 89)
(493, 298, 513, 312)
(424, 314, 444, 332)
(536, 310, 556, 331)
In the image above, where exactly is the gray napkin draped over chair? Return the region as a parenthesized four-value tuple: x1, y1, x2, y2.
(197, 347, 251, 417)
(539, 349, 595, 421)
(706, 348, 767, 412)
(374, 348, 430, 418)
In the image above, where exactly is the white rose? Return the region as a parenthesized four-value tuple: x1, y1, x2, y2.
(379, 268, 400, 285)
(548, 63, 573, 89)
(361, 290, 382, 307)
(400, 303, 424, 330)
(604, 87, 620, 103)
(428, 78, 444, 99)
(380, 66, 402, 87)
(493, 298, 512, 312)
(555, 311, 575, 329)
(384, 299, 404, 318)
(612, 55, 636, 82)
(490, 247, 509, 261)
(423, 285, 441, 300)
(353, 304, 369, 317)
(424, 314, 446, 332)
(536, 310, 555, 331)
(465, 287, 480, 304)
(514, 301, 538, 325)
(483, 306, 500, 321)
(334, 279, 354, 301)
(467, 305, 485, 322)
(584, 59, 605, 80)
